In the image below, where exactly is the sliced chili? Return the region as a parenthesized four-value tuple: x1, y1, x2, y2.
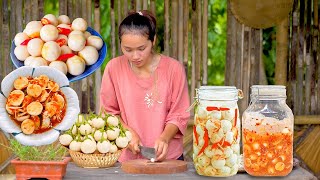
(234, 108, 238, 127)
(57, 27, 71, 36)
(56, 39, 66, 46)
(206, 106, 230, 111)
(193, 125, 199, 145)
(41, 18, 50, 25)
(197, 129, 208, 156)
(57, 54, 75, 62)
(20, 38, 32, 45)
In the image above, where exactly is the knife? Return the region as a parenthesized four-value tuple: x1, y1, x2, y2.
(139, 145, 156, 160)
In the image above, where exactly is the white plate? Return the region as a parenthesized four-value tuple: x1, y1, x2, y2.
(0, 66, 80, 146)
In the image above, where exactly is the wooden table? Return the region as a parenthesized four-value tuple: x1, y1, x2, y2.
(0, 162, 317, 180)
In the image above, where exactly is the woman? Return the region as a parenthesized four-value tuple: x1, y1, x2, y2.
(100, 10, 190, 162)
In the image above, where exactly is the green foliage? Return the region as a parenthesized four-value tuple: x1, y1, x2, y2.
(263, 27, 276, 85)
(100, 0, 112, 70)
(44, 0, 59, 16)
(207, 0, 227, 85)
(1, 139, 67, 161)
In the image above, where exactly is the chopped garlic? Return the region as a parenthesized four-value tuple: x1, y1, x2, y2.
(150, 158, 155, 163)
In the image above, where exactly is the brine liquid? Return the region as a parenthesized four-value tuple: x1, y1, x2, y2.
(243, 129, 293, 176)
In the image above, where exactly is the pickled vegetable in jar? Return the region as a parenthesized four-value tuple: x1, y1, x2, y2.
(242, 85, 293, 176)
(193, 86, 242, 177)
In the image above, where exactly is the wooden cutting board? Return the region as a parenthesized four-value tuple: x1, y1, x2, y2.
(121, 159, 188, 174)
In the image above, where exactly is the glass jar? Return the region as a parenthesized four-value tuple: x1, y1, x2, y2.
(193, 86, 242, 177)
(242, 85, 293, 176)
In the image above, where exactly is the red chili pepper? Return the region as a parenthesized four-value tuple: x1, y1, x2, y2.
(234, 108, 238, 127)
(193, 126, 199, 145)
(206, 106, 219, 111)
(57, 27, 71, 36)
(197, 129, 208, 156)
(41, 18, 50, 25)
(211, 138, 231, 149)
(20, 38, 32, 45)
(206, 106, 230, 111)
(219, 107, 230, 111)
(55, 38, 66, 46)
(57, 53, 75, 62)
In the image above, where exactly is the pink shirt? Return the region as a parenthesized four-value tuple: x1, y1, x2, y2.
(100, 55, 190, 162)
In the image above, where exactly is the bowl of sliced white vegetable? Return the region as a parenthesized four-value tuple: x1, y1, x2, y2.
(59, 113, 131, 168)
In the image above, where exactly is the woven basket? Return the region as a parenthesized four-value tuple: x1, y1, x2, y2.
(69, 149, 122, 168)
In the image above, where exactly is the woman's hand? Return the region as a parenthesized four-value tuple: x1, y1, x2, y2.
(127, 130, 141, 155)
(154, 136, 169, 162)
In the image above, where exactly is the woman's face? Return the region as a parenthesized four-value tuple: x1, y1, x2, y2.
(120, 33, 154, 68)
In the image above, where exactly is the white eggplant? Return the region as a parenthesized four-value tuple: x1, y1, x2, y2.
(80, 139, 96, 154)
(59, 134, 73, 146)
(97, 140, 111, 154)
(107, 116, 119, 126)
(91, 117, 105, 129)
(115, 136, 129, 148)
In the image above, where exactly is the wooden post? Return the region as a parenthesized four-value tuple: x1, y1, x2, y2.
(31, 0, 38, 20)
(16, 0, 23, 32)
(275, 17, 289, 86)
(296, 0, 305, 115)
(196, 0, 201, 88)
(178, 0, 183, 63)
(143, 0, 148, 10)
(2, 0, 11, 77)
(111, 0, 116, 59)
(123, 0, 128, 17)
(226, 0, 237, 86)
(67, 0, 74, 19)
(171, 0, 178, 59)
(241, 27, 251, 112)
(136, 0, 141, 11)
(117, 0, 122, 56)
(202, 0, 208, 85)
(314, 0, 320, 112)
(0, 0, 3, 82)
(304, 0, 312, 115)
(24, 0, 31, 27)
(94, 0, 101, 113)
(164, 0, 169, 56)
(289, 1, 298, 112)
(183, 0, 189, 72)
(150, 0, 155, 15)
(38, 0, 44, 18)
(191, 0, 196, 105)
(59, 0, 68, 15)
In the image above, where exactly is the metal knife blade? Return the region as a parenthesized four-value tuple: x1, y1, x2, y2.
(139, 145, 156, 160)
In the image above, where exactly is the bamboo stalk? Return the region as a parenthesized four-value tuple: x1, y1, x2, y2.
(241, 27, 250, 112)
(80, 0, 88, 113)
(123, 0, 128, 17)
(15, 0, 23, 32)
(31, 0, 38, 20)
(304, 0, 312, 115)
(38, 0, 44, 18)
(117, 0, 122, 55)
(94, 0, 101, 113)
(10, 0, 16, 41)
(249, 29, 258, 87)
(183, 0, 189, 71)
(67, 0, 74, 20)
(143, 0, 147, 10)
(296, 0, 305, 115)
(275, 17, 289, 86)
(202, 0, 208, 85)
(314, 0, 320, 113)
(3, 0, 11, 77)
(237, 23, 244, 113)
(24, 0, 31, 27)
(150, 0, 155, 15)
(74, 0, 81, 18)
(294, 115, 320, 124)
(257, 30, 266, 85)
(131, 0, 135, 10)
(191, 0, 196, 107)
(171, 0, 178, 59)
(87, 0, 95, 112)
(164, 0, 169, 55)
(310, 0, 318, 114)
(289, 2, 298, 112)
(59, 0, 67, 15)
(178, 0, 183, 63)
(195, 0, 201, 88)
(136, 0, 141, 11)
(226, 0, 237, 86)
(111, 0, 116, 58)
(0, 0, 3, 81)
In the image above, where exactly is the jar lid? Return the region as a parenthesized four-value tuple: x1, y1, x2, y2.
(197, 86, 240, 101)
(251, 85, 286, 98)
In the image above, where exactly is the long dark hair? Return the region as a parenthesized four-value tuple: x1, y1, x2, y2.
(118, 10, 157, 42)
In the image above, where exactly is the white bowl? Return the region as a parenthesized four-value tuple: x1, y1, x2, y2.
(0, 66, 80, 146)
